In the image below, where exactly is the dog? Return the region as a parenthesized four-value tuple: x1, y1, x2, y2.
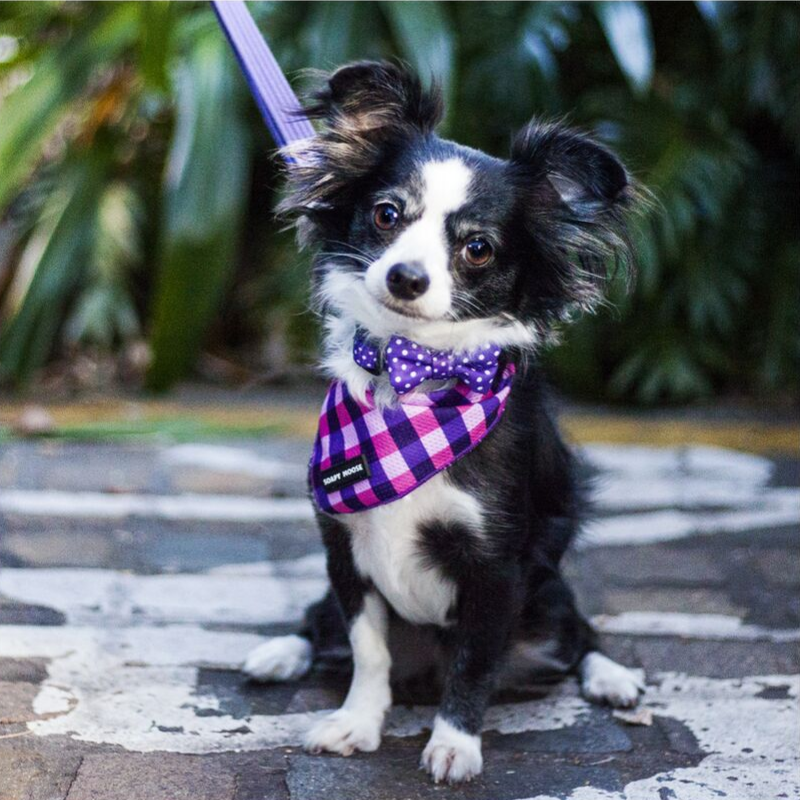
(243, 61, 645, 784)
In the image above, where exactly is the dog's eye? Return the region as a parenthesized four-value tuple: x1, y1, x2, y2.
(463, 237, 493, 267)
(373, 202, 401, 231)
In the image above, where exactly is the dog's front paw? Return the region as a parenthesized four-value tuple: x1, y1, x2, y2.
(580, 652, 645, 708)
(304, 709, 383, 756)
(421, 716, 483, 784)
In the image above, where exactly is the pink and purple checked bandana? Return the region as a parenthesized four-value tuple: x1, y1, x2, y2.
(309, 361, 515, 514)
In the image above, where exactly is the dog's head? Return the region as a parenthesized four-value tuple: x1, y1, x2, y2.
(281, 61, 638, 352)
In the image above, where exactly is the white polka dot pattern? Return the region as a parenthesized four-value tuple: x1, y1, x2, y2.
(353, 331, 503, 395)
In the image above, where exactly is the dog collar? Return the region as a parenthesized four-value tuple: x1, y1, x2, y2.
(352, 329, 505, 395)
(309, 362, 515, 514)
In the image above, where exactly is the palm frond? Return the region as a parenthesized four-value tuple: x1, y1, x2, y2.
(0, 150, 110, 382)
(145, 28, 250, 391)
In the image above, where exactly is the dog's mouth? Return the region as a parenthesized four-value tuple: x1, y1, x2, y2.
(322, 269, 478, 339)
(359, 280, 436, 322)
(375, 295, 430, 320)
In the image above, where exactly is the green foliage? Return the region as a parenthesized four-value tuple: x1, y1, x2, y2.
(594, 2, 654, 95)
(382, 2, 455, 114)
(146, 27, 250, 391)
(0, 1, 797, 402)
(64, 182, 142, 349)
(0, 150, 111, 382)
(0, 4, 138, 211)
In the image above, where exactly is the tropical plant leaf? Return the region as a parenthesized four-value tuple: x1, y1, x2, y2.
(381, 1, 455, 116)
(0, 151, 109, 383)
(594, 2, 654, 95)
(0, 3, 137, 212)
(299, 1, 359, 70)
(145, 27, 250, 391)
(65, 182, 142, 348)
(137, 1, 175, 94)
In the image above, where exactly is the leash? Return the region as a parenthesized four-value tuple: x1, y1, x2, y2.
(211, 0, 315, 154)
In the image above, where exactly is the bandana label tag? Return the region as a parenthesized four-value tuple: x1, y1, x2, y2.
(320, 455, 371, 492)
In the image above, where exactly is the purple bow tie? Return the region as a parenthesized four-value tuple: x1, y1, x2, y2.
(353, 331, 504, 395)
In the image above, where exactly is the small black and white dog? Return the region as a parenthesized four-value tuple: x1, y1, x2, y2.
(244, 61, 644, 784)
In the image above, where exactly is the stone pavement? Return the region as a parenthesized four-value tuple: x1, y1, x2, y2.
(0, 421, 798, 799)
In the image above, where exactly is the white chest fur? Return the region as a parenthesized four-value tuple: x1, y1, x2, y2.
(343, 473, 484, 626)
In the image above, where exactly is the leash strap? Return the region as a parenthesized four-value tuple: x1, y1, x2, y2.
(211, 0, 315, 153)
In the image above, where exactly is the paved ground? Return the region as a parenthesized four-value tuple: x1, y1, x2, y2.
(0, 409, 798, 800)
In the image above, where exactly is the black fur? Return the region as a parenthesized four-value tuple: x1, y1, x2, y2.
(269, 61, 642, 778)
(303, 372, 598, 734)
(279, 61, 443, 236)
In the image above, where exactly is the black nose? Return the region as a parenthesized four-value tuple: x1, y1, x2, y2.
(386, 262, 430, 300)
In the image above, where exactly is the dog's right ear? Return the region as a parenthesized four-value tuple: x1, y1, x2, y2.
(307, 61, 443, 135)
(279, 62, 442, 230)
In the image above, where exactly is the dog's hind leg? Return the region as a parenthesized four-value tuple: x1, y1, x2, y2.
(513, 570, 598, 675)
(243, 590, 349, 682)
(243, 634, 313, 682)
(578, 650, 644, 708)
(515, 571, 644, 707)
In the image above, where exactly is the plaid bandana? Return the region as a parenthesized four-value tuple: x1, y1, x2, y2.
(309, 341, 515, 514)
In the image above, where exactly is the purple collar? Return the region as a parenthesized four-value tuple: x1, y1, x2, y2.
(352, 329, 505, 395)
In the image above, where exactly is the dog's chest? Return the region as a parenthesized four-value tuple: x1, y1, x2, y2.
(343, 473, 483, 626)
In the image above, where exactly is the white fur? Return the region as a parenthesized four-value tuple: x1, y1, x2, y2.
(319, 271, 535, 407)
(421, 715, 483, 783)
(305, 593, 392, 755)
(307, 161, 535, 770)
(320, 269, 536, 353)
(242, 634, 312, 682)
(321, 311, 379, 405)
(304, 706, 383, 756)
(364, 159, 471, 320)
(580, 651, 645, 708)
(345, 473, 483, 627)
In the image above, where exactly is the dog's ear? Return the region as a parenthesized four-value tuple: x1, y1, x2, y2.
(511, 122, 629, 211)
(307, 61, 443, 135)
(279, 62, 442, 231)
(510, 121, 638, 310)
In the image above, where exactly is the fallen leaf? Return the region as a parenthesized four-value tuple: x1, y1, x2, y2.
(613, 707, 653, 726)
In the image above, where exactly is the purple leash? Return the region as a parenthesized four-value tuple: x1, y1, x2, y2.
(211, 0, 315, 154)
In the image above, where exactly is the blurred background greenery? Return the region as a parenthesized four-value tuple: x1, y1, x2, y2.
(0, 1, 797, 405)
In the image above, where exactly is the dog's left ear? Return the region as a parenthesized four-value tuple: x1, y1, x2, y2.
(511, 121, 630, 216)
(510, 122, 637, 307)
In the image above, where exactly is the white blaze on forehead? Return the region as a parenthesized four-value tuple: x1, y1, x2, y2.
(419, 158, 473, 216)
(364, 157, 473, 320)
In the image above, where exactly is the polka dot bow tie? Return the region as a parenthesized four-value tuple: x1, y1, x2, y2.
(353, 329, 505, 395)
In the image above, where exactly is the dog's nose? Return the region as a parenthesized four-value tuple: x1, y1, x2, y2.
(386, 262, 430, 301)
